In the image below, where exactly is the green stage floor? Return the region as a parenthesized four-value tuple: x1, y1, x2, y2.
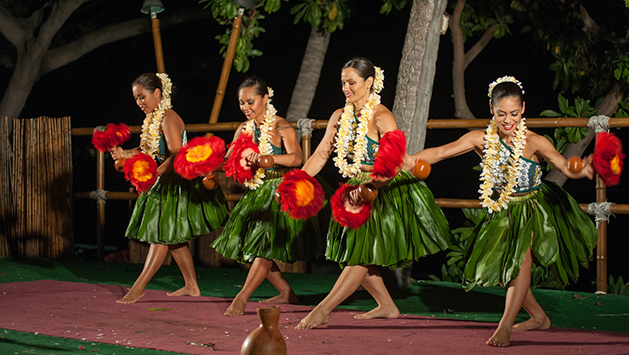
(1, 257, 628, 354)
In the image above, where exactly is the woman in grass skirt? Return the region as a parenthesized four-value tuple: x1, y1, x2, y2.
(295, 57, 452, 330)
(409, 76, 597, 347)
(211, 77, 331, 316)
(110, 73, 228, 304)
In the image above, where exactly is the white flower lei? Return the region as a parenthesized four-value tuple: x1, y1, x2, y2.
(478, 117, 527, 213)
(241, 87, 276, 190)
(139, 73, 172, 159)
(333, 66, 384, 178)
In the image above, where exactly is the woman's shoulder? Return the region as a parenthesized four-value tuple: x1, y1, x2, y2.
(273, 116, 295, 130)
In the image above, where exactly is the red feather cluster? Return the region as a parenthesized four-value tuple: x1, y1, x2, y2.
(277, 169, 324, 220)
(224, 132, 259, 184)
(371, 130, 407, 180)
(331, 183, 372, 229)
(92, 123, 132, 152)
(123, 152, 158, 194)
(174, 136, 226, 180)
(593, 132, 625, 186)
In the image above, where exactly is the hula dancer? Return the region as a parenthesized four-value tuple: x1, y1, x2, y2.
(408, 76, 597, 347)
(211, 77, 330, 316)
(110, 73, 228, 304)
(296, 57, 452, 330)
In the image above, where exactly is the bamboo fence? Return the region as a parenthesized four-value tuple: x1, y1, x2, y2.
(72, 117, 628, 290)
(2, 116, 74, 258)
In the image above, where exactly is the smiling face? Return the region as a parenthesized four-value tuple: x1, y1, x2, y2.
(490, 96, 526, 138)
(238, 86, 268, 121)
(132, 85, 161, 113)
(341, 68, 373, 105)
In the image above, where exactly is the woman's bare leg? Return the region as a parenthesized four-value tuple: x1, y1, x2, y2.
(296, 265, 369, 330)
(117, 244, 168, 304)
(167, 243, 201, 297)
(354, 265, 399, 319)
(224, 257, 274, 316)
(486, 248, 534, 347)
(512, 288, 551, 331)
(259, 261, 298, 305)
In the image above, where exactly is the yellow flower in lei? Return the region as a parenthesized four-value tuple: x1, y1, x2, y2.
(333, 66, 384, 178)
(140, 73, 172, 159)
(242, 87, 276, 190)
(478, 118, 527, 213)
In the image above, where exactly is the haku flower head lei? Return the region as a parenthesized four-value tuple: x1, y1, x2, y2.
(140, 73, 172, 159)
(487, 75, 524, 102)
(479, 76, 527, 213)
(240, 86, 276, 190)
(333, 66, 384, 178)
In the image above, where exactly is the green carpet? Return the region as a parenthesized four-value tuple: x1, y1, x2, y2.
(1, 257, 628, 354)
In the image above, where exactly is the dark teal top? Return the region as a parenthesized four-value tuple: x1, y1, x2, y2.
(495, 139, 543, 193)
(157, 130, 187, 163)
(345, 111, 378, 166)
(253, 125, 282, 156)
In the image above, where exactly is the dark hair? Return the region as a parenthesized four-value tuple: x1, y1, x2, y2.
(132, 73, 162, 93)
(238, 76, 268, 97)
(491, 82, 524, 106)
(342, 57, 376, 91)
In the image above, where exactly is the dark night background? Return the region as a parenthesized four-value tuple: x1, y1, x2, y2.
(2, 0, 627, 292)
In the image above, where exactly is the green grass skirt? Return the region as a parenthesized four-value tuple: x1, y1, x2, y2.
(211, 176, 332, 263)
(326, 170, 453, 268)
(125, 170, 229, 245)
(462, 182, 597, 291)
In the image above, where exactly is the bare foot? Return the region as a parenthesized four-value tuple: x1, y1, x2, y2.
(295, 309, 330, 330)
(486, 326, 511, 347)
(224, 297, 247, 316)
(354, 305, 400, 320)
(513, 314, 551, 331)
(166, 285, 200, 297)
(116, 287, 145, 304)
(259, 290, 298, 305)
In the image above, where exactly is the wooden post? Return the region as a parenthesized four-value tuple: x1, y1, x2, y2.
(209, 8, 245, 124)
(151, 14, 166, 73)
(96, 150, 105, 261)
(595, 175, 608, 293)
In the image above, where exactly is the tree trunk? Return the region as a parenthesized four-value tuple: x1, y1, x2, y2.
(545, 82, 626, 186)
(392, 0, 448, 155)
(285, 27, 330, 122)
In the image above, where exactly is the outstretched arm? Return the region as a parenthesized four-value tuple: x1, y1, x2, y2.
(532, 134, 594, 180)
(403, 130, 485, 170)
(302, 109, 343, 176)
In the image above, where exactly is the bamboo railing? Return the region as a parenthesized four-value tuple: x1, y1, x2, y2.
(71, 117, 627, 291)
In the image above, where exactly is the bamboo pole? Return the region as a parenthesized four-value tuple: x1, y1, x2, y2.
(151, 15, 166, 73)
(62, 116, 73, 257)
(302, 132, 311, 163)
(209, 8, 245, 124)
(96, 150, 105, 261)
(595, 175, 608, 293)
(0, 117, 8, 255)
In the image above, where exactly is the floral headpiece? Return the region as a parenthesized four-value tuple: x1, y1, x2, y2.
(156, 73, 172, 101)
(267, 87, 274, 99)
(372, 66, 384, 93)
(487, 76, 524, 101)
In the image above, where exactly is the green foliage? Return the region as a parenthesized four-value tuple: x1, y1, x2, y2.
(540, 94, 596, 158)
(607, 275, 629, 296)
(450, 0, 514, 43)
(290, 0, 350, 33)
(612, 46, 629, 83)
(201, 0, 349, 72)
(428, 208, 482, 283)
(379, 0, 408, 15)
(615, 96, 629, 118)
(520, 1, 629, 98)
